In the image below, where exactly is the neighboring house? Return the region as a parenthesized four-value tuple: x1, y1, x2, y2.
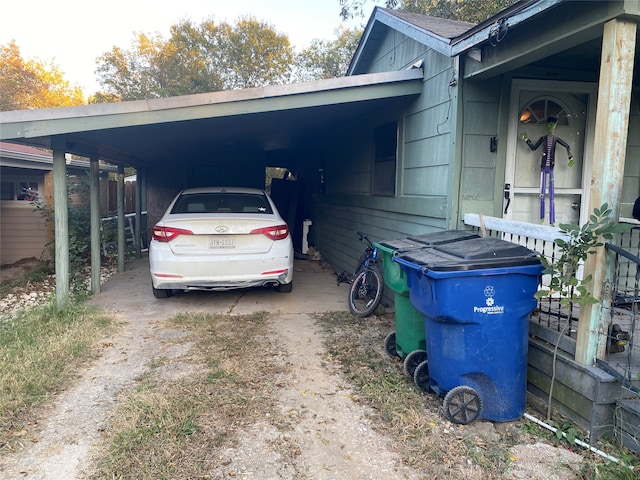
(0, 142, 114, 265)
(1, 0, 639, 450)
(1, 143, 52, 265)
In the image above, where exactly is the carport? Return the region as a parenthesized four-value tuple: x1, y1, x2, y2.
(0, 69, 423, 307)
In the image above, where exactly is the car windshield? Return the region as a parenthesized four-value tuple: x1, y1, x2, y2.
(171, 193, 273, 214)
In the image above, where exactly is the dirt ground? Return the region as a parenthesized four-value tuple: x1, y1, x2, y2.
(0, 255, 586, 479)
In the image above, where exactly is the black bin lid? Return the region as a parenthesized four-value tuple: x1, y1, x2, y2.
(378, 238, 431, 253)
(397, 248, 463, 269)
(399, 237, 540, 271)
(379, 230, 479, 253)
(407, 230, 480, 246)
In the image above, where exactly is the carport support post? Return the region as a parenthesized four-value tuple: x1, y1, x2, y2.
(575, 18, 636, 366)
(52, 138, 69, 308)
(117, 164, 126, 272)
(134, 168, 142, 258)
(90, 155, 101, 294)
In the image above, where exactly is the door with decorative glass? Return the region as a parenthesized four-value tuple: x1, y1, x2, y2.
(505, 81, 596, 226)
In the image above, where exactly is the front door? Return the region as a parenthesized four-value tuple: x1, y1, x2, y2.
(505, 81, 596, 225)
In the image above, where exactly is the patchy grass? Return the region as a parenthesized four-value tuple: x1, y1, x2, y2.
(90, 311, 290, 480)
(316, 311, 505, 477)
(0, 302, 117, 449)
(314, 311, 640, 479)
(4, 297, 636, 479)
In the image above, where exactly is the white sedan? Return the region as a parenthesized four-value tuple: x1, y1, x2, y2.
(149, 187, 294, 298)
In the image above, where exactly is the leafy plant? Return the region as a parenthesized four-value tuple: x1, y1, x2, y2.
(554, 422, 579, 445)
(29, 172, 128, 295)
(535, 203, 632, 307)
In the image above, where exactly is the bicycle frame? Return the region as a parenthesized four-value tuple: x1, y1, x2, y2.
(354, 231, 378, 276)
(347, 231, 384, 317)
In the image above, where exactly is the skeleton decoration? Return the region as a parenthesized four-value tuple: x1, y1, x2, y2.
(520, 116, 574, 225)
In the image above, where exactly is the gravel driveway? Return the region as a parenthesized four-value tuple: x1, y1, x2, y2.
(0, 255, 585, 479)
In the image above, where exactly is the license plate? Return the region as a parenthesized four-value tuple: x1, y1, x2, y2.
(209, 238, 235, 248)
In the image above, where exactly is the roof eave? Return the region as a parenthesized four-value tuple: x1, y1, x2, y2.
(451, 0, 565, 55)
(0, 70, 424, 144)
(348, 7, 454, 75)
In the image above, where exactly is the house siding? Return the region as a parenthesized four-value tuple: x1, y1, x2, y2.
(457, 79, 502, 221)
(1, 203, 49, 265)
(313, 32, 457, 277)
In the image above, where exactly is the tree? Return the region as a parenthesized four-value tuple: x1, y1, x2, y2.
(339, 0, 518, 23)
(217, 16, 294, 90)
(0, 41, 85, 111)
(94, 16, 294, 101)
(88, 91, 121, 105)
(94, 33, 174, 101)
(293, 27, 362, 82)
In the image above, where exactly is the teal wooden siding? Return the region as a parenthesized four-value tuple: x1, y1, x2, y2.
(457, 79, 503, 221)
(312, 32, 457, 277)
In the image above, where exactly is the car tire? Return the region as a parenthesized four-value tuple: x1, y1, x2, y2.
(277, 281, 293, 293)
(152, 284, 172, 298)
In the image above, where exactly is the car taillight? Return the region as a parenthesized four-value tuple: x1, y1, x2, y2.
(152, 225, 194, 242)
(250, 224, 289, 241)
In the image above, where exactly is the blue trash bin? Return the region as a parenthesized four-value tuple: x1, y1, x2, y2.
(393, 236, 543, 424)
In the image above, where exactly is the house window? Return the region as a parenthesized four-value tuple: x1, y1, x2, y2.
(373, 122, 397, 196)
(1, 180, 39, 201)
(1, 181, 14, 200)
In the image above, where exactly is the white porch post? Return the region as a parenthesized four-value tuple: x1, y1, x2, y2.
(52, 138, 69, 308)
(575, 19, 636, 365)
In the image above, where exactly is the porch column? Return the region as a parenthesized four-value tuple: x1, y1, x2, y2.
(575, 19, 636, 365)
(52, 137, 69, 308)
(117, 164, 125, 272)
(89, 155, 101, 294)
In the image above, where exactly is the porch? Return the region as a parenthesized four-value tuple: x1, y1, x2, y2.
(464, 213, 639, 453)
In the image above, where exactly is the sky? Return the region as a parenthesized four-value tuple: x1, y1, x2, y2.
(1, 0, 365, 96)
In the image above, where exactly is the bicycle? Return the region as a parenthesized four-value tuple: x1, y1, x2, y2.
(346, 231, 384, 317)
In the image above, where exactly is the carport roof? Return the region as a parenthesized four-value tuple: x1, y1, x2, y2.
(0, 70, 423, 169)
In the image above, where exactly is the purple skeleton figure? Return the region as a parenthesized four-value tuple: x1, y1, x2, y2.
(519, 116, 574, 225)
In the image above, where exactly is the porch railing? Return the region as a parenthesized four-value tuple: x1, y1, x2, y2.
(603, 238, 638, 389)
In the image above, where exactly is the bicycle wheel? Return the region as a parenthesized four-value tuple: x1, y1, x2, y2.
(348, 266, 383, 317)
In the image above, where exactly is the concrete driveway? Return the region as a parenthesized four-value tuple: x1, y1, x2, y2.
(89, 254, 351, 316)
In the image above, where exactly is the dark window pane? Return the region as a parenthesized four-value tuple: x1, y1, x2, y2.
(373, 122, 397, 196)
(1, 181, 14, 200)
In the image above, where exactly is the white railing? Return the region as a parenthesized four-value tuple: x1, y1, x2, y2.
(100, 211, 148, 255)
(463, 213, 568, 243)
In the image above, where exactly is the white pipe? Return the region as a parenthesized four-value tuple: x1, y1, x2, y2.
(523, 413, 632, 468)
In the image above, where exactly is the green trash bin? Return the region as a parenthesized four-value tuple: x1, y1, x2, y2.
(376, 230, 480, 376)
